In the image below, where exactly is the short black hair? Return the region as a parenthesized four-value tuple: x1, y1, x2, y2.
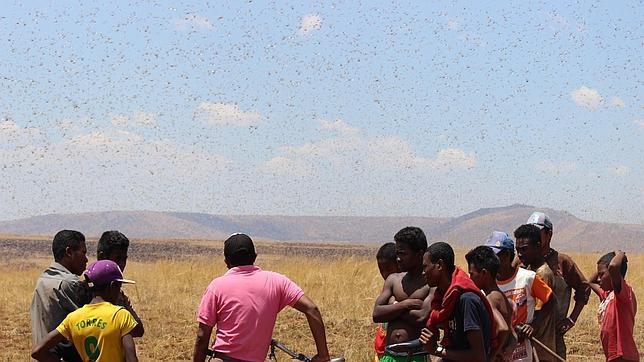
(224, 233, 257, 267)
(426, 242, 455, 272)
(97, 230, 130, 260)
(514, 224, 541, 246)
(598, 252, 628, 277)
(52, 230, 86, 262)
(394, 227, 427, 253)
(465, 246, 500, 277)
(376, 242, 396, 262)
(498, 247, 515, 260)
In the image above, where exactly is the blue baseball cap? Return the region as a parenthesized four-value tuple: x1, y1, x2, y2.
(484, 231, 515, 254)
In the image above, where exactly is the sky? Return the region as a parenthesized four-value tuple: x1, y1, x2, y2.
(0, 1, 642, 224)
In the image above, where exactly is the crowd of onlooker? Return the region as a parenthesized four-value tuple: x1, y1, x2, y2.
(28, 211, 638, 362)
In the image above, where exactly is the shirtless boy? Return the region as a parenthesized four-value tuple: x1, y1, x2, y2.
(466, 241, 516, 361)
(373, 227, 432, 362)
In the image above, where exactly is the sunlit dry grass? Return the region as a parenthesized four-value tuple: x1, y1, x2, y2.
(1, 245, 642, 361)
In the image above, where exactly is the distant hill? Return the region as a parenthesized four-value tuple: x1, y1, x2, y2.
(1, 204, 642, 252)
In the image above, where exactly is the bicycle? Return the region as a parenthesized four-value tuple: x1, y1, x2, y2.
(205, 338, 345, 362)
(268, 338, 345, 362)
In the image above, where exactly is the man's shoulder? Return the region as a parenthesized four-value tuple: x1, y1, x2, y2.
(555, 250, 575, 265)
(536, 262, 555, 275)
(459, 291, 485, 306)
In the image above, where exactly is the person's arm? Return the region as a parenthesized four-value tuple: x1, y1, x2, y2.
(490, 306, 509, 361)
(520, 275, 553, 339)
(558, 256, 590, 334)
(372, 276, 422, 323)
(406, 287, 434, 327)
(586, 270, 603, 298)
(435, 329, 487, 362)
(119, 292, 145, 338)
(192, 322, 213, 362)
(31, 330, 68, 362)
(608, 250, 627, 294)
(122, 333, 138, 362)
(292, 295, 330, 362)
(525, 296, 554, 339)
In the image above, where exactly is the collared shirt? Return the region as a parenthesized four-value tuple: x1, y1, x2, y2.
(544, 248, 591, 321)
(197, 265, 304, 362)
(30, 261, 91, 344)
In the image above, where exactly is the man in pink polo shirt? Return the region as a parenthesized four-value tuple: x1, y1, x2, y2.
(192, 233, 331, 362)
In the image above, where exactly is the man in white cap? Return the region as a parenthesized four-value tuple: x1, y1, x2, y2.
(526, 211, 590, 360)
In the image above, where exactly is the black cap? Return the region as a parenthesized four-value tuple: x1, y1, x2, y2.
(224, 233, 256, 263)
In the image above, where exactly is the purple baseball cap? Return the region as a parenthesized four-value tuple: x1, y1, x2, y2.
(84, 260, 135, 287)
(484, 231, 515, 254)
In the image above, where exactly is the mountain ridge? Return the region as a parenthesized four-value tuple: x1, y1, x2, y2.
(1, 205, 642, 252)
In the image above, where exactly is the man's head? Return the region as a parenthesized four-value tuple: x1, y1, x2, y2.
(97, 230, 130, 271)
(423, 242, 455, 288)
(514, 224, 542, 268)
(224, 233, 257, 268)
(596, 252, 628, 291)
(52, 230, 88, 276)
(84, 260, 135, 302)
(527, 211, 553, 252)
(393, 227, 428, 272)
(484, 231, 515, 272)
(465, 245, 500, 290)
(376, 242, 398, 280)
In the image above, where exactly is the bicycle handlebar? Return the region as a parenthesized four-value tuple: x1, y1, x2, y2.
(386, 339, 423, 353)
(270, 339, 345, 362)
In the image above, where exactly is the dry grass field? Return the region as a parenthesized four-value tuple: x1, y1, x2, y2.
(0, 238, 642, 361)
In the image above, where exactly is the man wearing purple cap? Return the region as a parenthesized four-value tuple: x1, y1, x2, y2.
(527, 211, 590, 359)
(32, 260, 139, 362)
(193, 233, 331, 362)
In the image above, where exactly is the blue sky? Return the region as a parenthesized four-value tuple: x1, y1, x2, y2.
(0, 1, 642, 224)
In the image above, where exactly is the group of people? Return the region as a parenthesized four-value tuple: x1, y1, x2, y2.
(372, 212, 639, 362)
(27, 211, 638, 362)
(29, 230, 331, 362)
(30, 230, 144, 362)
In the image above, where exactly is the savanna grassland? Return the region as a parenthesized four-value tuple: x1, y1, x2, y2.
(0, 237, 642, 361)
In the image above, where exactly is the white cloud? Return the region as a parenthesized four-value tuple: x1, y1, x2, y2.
(447, 19, 459, 30)
(298, 14, 322, 35)
(546, 11, 568, 30)
(111, 112, 155, 127)
(196, 102, 261, 126)
(611, 97, 626, 108)
(535, 160, 577, 174)
(319, 119, 359, 136)
(261, 119, 475, 176)
(368, 137, 475, 170)
(1, 129, 231, 184)
(634, 119, 644, 130)
(260, 156, 313, 177)
(176, 13, 214, 30)
(0, 119, 42, 145)
(610, 165, 631, 177)
(570, 86, 603, 109)
(0, 120, 19, 133)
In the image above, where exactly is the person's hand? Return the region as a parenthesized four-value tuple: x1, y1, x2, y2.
(310, 354, 331, 362)
(616, 250, 627, 263)
(419, 328, 437, 353)
(401, 298, 423, 311)
(557, 317, 575, 334)
(516, 324, 534, 339)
